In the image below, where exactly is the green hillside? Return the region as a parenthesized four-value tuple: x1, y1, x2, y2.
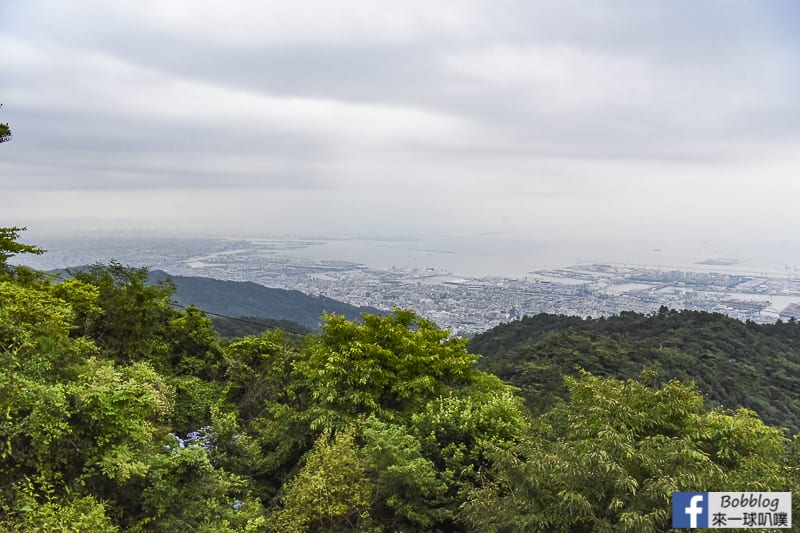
(56, 267, 381, 331)
(210, 315, 312, 338)
(151, 269, 383, 330)
(469, 308, 800, 432)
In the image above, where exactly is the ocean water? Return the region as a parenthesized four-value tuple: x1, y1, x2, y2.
(269, 234, 800, 279)
(13, 231, 800, 280)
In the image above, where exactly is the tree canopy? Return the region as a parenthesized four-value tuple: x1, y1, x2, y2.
(1, 226, 798, 531)
(464, 371, 794, 532)
(0, 227, 44, 271)
(470, 309, 800, 432)
(0, 105, 10, 143)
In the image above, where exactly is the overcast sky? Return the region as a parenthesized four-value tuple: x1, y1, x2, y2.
(1, 1, 799, 248)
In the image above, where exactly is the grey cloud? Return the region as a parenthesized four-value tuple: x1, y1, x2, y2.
(1, 0, 799, 240)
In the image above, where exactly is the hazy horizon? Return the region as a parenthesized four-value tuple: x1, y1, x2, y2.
(14, 229, 800, 281)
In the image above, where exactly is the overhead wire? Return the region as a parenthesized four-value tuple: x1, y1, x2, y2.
(170, 302, 296, 329)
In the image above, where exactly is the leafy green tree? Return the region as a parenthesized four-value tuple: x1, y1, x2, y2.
(0, 227, 43, 272)
(1, 241, 271, 530)
(464, 371, 792, 532)
(295, 309, 478, 428)
(411, 385, 529, 494)
(72, 262, 225, 375)
(2, 493, 118, 532)
(786, 434, 800, 521)
(361, 417, 451, 528)
(255, 311, 530, 530)
(166, 305, 227, 379)
(70, 262, 229, 439)
(68, 359, 173, 484)
(71, 262, 177, 364)
(271, 388, 531, 532)
(138, 444, 265, 532)
(273, 418, 455, 532)
(219, 331, 312, 501)
(224, 330, 300, 423)
(0, 278, 174, 529)
(244, 310, 492, 508)
(274, 426, 374, 532)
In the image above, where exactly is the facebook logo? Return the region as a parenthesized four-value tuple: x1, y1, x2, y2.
(673, 491, 791, 528)
(673, 492, 708, 528)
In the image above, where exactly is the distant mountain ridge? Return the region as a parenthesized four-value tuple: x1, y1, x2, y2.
(152, 270, 383, 330)
(53, 266, 382, 331)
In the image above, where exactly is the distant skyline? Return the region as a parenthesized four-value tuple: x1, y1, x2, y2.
(2, 1, 799, 256)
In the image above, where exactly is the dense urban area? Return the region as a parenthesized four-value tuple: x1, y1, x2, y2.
(20, 236, 800, 335)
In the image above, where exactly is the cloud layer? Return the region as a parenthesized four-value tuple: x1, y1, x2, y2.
(1, 0, 798, 242)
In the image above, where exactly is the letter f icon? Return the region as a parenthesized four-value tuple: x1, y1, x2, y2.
(685, 495, 704, 528)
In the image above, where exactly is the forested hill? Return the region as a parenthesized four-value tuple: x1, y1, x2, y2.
(209, 315, 313, 338)
(56, 267, 380, 331)
(469, 308, 800, 431)
(153, 270, 383, 330)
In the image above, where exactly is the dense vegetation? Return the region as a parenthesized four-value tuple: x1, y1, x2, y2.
(1, 227, 797, 531)
(470, 310, 800, 432)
